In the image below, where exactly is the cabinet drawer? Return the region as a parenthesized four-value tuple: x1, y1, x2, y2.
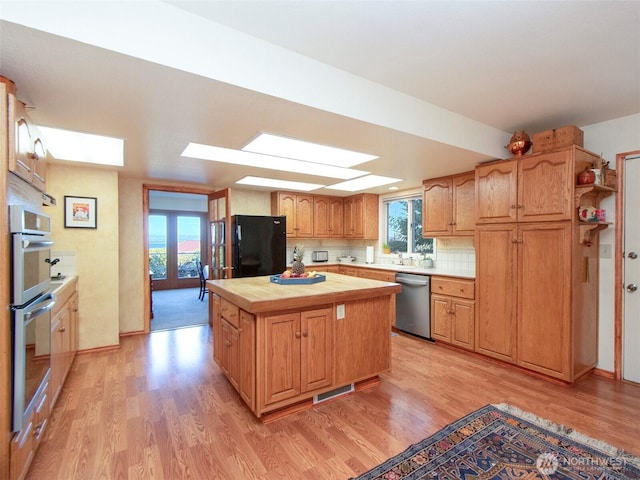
(431, 277, 475, 299)
(220, 298, 239, 327)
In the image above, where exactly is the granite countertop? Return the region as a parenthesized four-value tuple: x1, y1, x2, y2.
(303, 261, 475, 279)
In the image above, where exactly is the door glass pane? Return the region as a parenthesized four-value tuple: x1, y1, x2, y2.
(149, 215, 167, 280)
(177, 216, 201, 279)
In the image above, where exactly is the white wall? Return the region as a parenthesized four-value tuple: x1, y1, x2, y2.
(582, 113, 640, 371)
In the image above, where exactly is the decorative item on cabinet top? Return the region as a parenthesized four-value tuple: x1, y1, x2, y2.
(532, 125, 584, 153)
(505, 131, 532, 156)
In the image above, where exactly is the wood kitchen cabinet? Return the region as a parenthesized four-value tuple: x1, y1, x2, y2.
(431, 277, 475, 351)
(476, 221, 593, 381)
(356, 268, 396, 282)
(271, 191, 314, 237)
(215, 298, 256, 408)
(10, 383, 48, 480)
(343, 193, 378, 239)
(6, 87, 47, 192)
(475, 147, 594, 224)
(422, 171, 475, 237)
(263, 307, 333, 406)
(313, 196, 344, 238)
(49, 280, 78, 409)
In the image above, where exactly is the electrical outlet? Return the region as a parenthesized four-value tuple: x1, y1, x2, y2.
(336, 304, 345, 320)
(600, 244, 612, 259)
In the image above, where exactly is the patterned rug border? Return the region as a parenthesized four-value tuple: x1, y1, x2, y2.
(493, 403, 640, 469)
(352, 403, 640, 479)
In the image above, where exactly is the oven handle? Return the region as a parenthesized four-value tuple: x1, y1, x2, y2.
(21, 239, 54, 249)
(24, 295, 56, 320)
(396, 277, 429, 287)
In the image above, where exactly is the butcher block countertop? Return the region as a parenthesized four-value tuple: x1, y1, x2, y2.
(207, 272, 401, 313)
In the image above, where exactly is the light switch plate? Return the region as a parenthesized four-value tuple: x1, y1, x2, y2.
(336, 304, 345, 320)
(600, 244, 612, 259)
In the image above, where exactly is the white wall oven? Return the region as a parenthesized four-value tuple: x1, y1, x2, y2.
(10, 205, 56, 432)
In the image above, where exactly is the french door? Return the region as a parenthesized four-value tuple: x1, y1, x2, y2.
(149, 210, 207, 290)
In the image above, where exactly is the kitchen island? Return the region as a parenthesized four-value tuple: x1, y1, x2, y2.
(207, 273, 401, 420)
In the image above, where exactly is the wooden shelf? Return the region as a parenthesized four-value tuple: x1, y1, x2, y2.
(579, 221, 612, 244)
(574, 184, 616, 208)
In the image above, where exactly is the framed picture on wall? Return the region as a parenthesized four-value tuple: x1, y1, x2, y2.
(64, 196, 97, 229)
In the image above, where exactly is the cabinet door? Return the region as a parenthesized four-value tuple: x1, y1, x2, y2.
(518, 151, 573, 222)
(31, 136, 47, 192)
(351, 195, 364, 238)
(276, 192, 297, 237)
(239, 310, 256, 409)
(475, 224, 517, 362)
(264, 313, 300, 405)
(8, 94, 35, 183)
(329, 197, 344, 237)
(212, 296, 222, 366)
(228, 323, 240, 390)
(430, 294, 451, 342)
(300, 308, 333, 392)
(313, 196, 331, 238)
(450, 299, 475, 350)
(517, 223, 571, 379)
(423, 178, 452, 236)
(452, 173, 475, 235)
(295, 195, 314, 237)
(50, 315, 65, 408)
(475, 160, 518, 224)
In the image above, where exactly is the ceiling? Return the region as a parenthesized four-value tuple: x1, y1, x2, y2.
(1, 1, 638, 196)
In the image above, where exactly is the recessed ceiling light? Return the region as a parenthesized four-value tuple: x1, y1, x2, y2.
(182, 143, 368, 180)
(243, 133, 377, 167)
(235, 176, 324, 191)
(39, 126, 124, 166)
(326, 175, 402, 192)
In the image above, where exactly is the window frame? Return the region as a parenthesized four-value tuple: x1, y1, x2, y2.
(381, 189, 435, 257)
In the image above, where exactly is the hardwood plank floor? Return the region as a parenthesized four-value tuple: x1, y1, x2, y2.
(27, 326, 640, 479)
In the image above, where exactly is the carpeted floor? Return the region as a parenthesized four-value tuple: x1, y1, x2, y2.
(151, 287, 208, 331)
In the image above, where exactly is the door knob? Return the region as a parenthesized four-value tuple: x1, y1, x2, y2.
(627, 284, 638, 293)
(628, 252, 638, 259)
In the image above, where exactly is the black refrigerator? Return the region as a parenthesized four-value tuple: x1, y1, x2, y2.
(231, 215, 287, 278)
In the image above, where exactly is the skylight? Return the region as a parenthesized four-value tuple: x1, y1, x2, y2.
(326, 175, 402, 192)
(242, 133, 377, 167)
(235, 176, 324, 192)
(181, 143, 368, 180)
(39, 126, 124, 166)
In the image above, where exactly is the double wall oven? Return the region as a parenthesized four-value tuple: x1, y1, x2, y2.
(10, 205, 55, 432)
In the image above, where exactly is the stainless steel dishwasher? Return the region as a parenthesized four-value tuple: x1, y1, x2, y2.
(395, 272, 431, 339)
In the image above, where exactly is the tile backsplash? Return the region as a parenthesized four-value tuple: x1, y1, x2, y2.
(50, 250, 77, 277)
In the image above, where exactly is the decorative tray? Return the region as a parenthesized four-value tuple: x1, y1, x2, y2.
(270, 274, 326, 285)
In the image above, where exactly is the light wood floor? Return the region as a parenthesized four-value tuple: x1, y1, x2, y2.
(27, 326, 640, 479)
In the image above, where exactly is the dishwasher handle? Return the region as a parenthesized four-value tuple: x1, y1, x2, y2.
(396, 277, 429, 287)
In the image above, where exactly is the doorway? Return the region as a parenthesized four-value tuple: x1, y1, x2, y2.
(146, 189, 210, 332)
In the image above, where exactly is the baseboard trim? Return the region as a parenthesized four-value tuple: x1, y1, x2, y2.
(76, 344, 120, 355)
(120, 330, 146, 338)
(592, 368, 615, 379)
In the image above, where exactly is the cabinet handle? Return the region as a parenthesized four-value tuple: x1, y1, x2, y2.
(59, 327, 66, 333)
(510, 205, 517, 209)
(295, 331, 301, 338)
(628, 252, 638, 259)
(517, 204, 523, 209)
(511, 238, 518, 244)
(302, 331, 308, 337)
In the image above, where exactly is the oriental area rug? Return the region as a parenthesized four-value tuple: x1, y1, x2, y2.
(352, 403, 640, 480)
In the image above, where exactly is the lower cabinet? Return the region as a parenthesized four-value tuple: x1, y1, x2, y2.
(263, 308, 333, 406)
(50, 288, 79, 408)
(213, 296, 256, 411)
(430, 277, 475, 351)
(356, 268, 396, 282)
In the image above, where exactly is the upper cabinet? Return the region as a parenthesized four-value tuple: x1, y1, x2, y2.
(422, 171, 475, 237)
(475, 148, 584, 224)
(6, 86, 47, 192)
(344, 193, 378, 239)
(271, 192, 314, 237)
(313, 196, 344, 238)
(272, 191, 377, 239)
